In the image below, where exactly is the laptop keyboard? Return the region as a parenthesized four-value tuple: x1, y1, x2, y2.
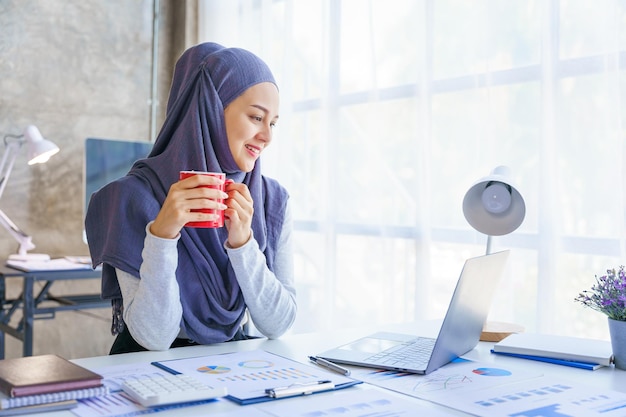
(365, 337, 436, 368)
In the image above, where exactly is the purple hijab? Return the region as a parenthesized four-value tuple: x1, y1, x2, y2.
(85, 43, 288, 344)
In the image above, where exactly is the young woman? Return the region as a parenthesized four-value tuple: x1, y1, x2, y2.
(85, 43, 296, 354)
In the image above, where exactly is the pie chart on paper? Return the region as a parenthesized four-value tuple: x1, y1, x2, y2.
(197, 365, 231, 374)
(472, 367, 512, 376)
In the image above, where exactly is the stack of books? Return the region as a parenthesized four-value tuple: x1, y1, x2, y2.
(0, 354, 108, 415)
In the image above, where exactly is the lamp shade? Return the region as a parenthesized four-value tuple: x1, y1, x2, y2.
(462, 165, 525, 236)
(23, 125, 59, 165)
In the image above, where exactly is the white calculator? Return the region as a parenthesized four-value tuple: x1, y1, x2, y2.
(121, 373, 228, 407)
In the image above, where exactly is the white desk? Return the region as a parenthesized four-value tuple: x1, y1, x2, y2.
(39, 321, 626, 416)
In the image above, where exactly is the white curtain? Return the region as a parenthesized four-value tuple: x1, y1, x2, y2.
(198, 0, 626, 340)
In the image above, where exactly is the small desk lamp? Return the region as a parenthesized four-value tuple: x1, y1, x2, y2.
(462, 165, 525, 255)
(462, 165, 526, 341)
(0, 125, 59, 261)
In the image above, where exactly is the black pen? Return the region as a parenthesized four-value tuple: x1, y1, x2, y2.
(308, 356, 351, 376)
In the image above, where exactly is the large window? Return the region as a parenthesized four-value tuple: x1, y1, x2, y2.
(199, 0, 626, 340)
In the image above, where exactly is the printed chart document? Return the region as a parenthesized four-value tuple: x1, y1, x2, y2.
(152, 350, 361, 405)
(198, 408, 269, 417)
(348, 357, 626, 417)
(425, 375, 626, 416)
(255, 387, 460, 417)
(348, 357, 543, 400)
(70, 361, 225, 417)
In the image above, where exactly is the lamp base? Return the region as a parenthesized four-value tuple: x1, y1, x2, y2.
(480, 321, 525, 342)
(8, 253, 51, 262)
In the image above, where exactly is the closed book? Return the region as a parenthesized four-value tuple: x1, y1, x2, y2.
(0, 354, 103, 397)
(0, 385, 108, 409)
(493, 333, 614, 367)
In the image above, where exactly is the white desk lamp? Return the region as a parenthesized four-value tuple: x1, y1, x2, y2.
(462, 165, 525, 255)
(0, 125, 59, 261)
(462, 165, 526, 341)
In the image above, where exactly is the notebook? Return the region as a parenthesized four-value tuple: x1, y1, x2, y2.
(0, 354, 103, 398)
(492, 332, 614, 368)
(317, 250, 510, 375)
(0, 386, 108, 410)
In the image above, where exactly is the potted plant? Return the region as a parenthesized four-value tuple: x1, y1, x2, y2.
(575, 265, 626, 370)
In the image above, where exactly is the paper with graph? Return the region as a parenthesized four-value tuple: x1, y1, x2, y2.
(151, 349, 360, 404)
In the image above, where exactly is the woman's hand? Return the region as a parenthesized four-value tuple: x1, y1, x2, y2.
(150, 175, 228, 239)
(224, 181, 253, 248)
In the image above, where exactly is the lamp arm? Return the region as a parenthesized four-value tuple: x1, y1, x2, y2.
(0, 140, 22, 201)
(0, 208, 35, 257)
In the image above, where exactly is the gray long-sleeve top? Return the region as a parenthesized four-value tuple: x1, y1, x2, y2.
(116, 203, 296, 351)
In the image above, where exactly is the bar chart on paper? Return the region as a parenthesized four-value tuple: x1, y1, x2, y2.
(255, 388, 459, 417)
(453, 377, 626, 417)
(349, 359, 626, 417)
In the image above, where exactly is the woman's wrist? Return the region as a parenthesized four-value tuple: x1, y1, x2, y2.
(226, 230, 252, 250)
(147, 221, 181, 241)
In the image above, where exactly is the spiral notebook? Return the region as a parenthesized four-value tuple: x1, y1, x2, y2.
(0, 386, 108, 410)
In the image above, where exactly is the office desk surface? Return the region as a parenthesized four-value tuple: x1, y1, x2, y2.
(41, 322, 626, 416)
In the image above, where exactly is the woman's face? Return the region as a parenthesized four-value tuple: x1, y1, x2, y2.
(224, 82, 279, 172)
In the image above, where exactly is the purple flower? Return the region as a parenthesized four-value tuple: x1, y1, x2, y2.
(575, 266, 626, 321)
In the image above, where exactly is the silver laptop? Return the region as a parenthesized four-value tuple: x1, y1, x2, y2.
(317, 250, 510, 375)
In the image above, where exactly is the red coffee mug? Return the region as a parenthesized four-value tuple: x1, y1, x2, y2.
(179, 171, 226, 228)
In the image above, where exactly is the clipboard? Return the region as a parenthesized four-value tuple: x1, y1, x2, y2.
(150, 349, 361, 405)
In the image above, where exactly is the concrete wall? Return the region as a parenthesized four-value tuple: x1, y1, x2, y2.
(0, 0, 191, 359)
